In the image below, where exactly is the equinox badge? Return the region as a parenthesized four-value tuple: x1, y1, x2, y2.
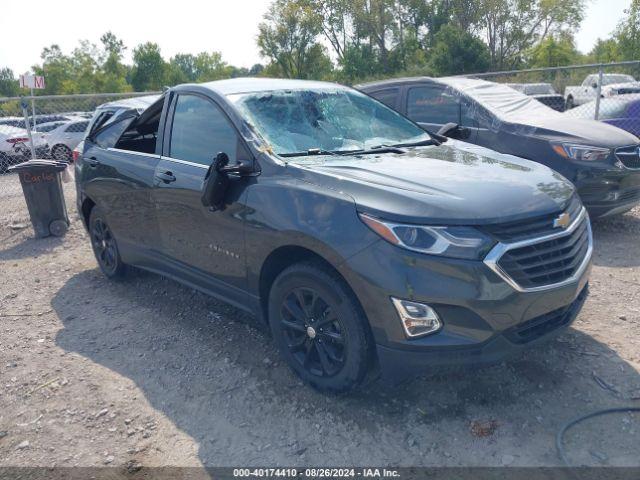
(553, 212, 571, 229)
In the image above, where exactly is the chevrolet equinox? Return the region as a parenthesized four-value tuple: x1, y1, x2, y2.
(75, 78, 592, 392)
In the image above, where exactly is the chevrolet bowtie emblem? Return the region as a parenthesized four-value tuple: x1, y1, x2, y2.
(553, 212, 571, 229)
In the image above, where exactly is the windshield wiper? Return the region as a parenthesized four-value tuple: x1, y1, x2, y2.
(345, 138, 440, 156)
(280, 148, 359, 157)
(383, 138, 441, 148)
(279, 140, 437, 158)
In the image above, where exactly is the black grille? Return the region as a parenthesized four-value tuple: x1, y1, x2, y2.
(504, 286, 588, 344)
(497, 216, 590, 289)
(617, 87, 640, 95)
(616, 145, 640, 169)
(619, 188, 640, 202)
(483, 196, 582, 242)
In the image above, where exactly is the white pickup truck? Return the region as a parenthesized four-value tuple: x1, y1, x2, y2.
(564, 73, 640, 109)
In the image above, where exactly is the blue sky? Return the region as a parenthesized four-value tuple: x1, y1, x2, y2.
(0, 0, 632, 74)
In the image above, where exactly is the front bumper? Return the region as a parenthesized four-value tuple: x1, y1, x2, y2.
(571, 157, 640, 217)
(340, 233, 592, 382)
(4, 144, 50, 163)
(578, 179, 640, 217)
(376, 285, 587, 381)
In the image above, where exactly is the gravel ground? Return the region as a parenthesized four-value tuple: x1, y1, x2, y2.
(0, 172, 639, 469)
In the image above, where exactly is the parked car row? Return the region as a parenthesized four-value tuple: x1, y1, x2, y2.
(506, 83, 565, 111)
(499, 74, 640, 121)
(567, 93, 640, 139)
(0, 112, 94, 172)
(502, 75, 640, 140)
(564, 73, 640, 109)
(72, 75, 639, 392)
(359, 76, 640, 218)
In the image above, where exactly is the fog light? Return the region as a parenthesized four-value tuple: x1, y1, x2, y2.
(391, 297, 442, 338)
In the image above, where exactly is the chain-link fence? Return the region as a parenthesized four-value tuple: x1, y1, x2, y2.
(3, 61, 640, 175)
(465, 60, 640, 138)
(0, 92, 159, 174)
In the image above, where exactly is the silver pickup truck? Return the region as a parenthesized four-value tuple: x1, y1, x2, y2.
(564, 73, 640, 109)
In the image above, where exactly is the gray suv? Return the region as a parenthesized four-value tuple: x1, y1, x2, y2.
(75, 79, 592, 392)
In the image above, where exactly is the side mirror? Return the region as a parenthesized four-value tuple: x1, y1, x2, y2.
(201, 152, 231, 209)
(437, 122, 471, 140)
(218, 160, 254, 175)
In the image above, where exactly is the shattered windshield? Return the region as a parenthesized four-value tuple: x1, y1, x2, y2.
(228, 88, 430, 156)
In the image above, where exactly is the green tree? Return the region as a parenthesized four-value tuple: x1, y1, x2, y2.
(257, 0, 331, 78)
(68, 40, 103, 93)
(100, 32, 131, 92)
(589, 38, 620, 63)
(193, 52, 231, 81)
(32, 45, 74, 94)
(480, 0, 585, 69)
(170, 53, 198, 82)
(249, 63, 265, 76)
(528, 33, 581, 67)
(615, 0, 640, 60)
(168, 51, 232, 84)
(0, 68, 18, 97)
(429, 24, 490, 75)
(130, 42, 166, 91)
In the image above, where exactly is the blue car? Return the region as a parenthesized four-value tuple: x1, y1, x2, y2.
(568, 94, 640, 139)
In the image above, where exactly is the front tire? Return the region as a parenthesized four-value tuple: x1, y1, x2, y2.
(268, 262, 372, 393)
(89, 206, 127, 279)
(565, 96, 574, 110)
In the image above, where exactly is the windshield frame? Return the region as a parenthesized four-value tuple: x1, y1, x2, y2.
(227, 87, 433, 159)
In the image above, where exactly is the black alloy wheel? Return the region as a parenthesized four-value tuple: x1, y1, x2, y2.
(280, 286, 347, 377)
(89, 207, 127, 279)
(268, 262, 372, 392)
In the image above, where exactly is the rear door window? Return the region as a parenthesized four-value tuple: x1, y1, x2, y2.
(406, 85, 460, 124)
(93, 117, 135, 149)
(369, 88, 400, 110)
(169, 94, 237, 166)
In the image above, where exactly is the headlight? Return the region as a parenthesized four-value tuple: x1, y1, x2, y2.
(551, 143, 610, 162)
(359, 213, 494, 260)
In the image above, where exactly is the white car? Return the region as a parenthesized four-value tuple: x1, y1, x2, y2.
(564, 73, 640, 108)
(41, 119, 90, 161)
(85, 95, 160, 138)
(0, 125, 49, 172)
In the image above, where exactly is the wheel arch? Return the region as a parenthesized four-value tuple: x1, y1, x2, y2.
(80, 196, 96, 230)
(51, 143, 72, 158)
(258, 244, 379, 381)
(258, 245, 367, 328)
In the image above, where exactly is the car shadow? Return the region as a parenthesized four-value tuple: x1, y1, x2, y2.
(52, 268, 640, 467)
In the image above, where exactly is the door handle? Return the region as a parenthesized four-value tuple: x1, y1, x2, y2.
(86, 157, 100, 167)
(155, 171, 176, 183)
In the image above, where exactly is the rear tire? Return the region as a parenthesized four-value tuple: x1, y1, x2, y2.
(89, 206, 127, 279)
(268, 262, 372, 393)
(565, 96, 574, 110)
(51, 144, 72, 162)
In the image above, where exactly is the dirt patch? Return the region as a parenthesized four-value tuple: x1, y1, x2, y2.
(0, 173, 639, 468)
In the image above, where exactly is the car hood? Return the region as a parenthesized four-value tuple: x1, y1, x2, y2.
(603, 81, 640, 92)
(531, 93, 563, 99)
(522, 116, 639, 147)
(289, 140, 575, 225)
